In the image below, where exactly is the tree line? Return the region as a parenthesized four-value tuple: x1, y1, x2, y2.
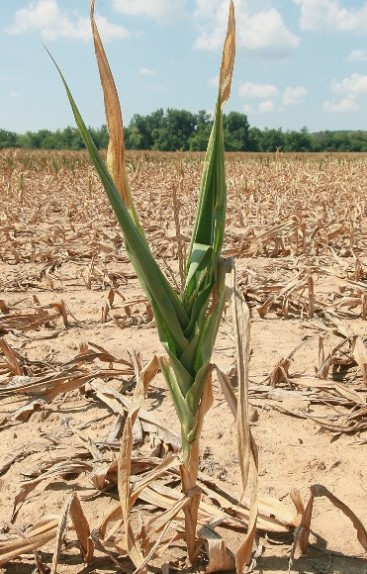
(2, 108, 367, 152)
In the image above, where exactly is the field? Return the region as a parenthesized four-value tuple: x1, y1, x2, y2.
(1, 148, 367, 574)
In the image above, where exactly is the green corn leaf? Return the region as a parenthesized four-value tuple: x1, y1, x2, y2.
(184, 243, 213, 295)
(159, 357, 195, 425)
(183, 283, 213, 338)
(46, 48, 190, 355)
(194, 260, 228, 372)
(185, 99, 226, 279)
(185, 363, 211, 415)
(166, 350, 193, 396)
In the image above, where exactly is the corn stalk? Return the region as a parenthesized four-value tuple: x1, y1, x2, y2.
(50, 0, 236, 564)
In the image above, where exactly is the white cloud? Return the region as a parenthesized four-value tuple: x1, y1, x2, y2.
(193, 0, 229, 50)
(7, 0, 129, 41)
(347, 49, 367, 62)
(239, 82, 308, 112)
(239, 82, 279, 100)
(282, 86, 307, 105)
(325, 73, 367, 112)
(237, 8, 300, 57)
(139, 67, 155, 75)
(323, 97, 359, 112)
(112, 0, 186, 22)
(95, 16, 130, 41)
(258, 100, 275, 112)
(194, 0, 299, 59)
(332, 73, 367, 96)
(295, 0, 367, 33)
(243, 104, 254, 113)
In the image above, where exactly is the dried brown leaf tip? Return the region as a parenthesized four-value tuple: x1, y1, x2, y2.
(90, 0, 141, 227)
(219, 0, 235, 106)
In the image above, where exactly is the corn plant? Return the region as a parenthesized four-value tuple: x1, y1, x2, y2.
(50, 0, 236, 564)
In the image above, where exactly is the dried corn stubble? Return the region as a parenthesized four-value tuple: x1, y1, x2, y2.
(2, 361, 366, 571)
(0, 297, 69, 335)
(0, 372, 285, 573)
(0, 292, 367, 568)
(3, 149, 367, 573)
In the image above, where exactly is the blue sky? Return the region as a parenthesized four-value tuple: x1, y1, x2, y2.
(2, 0, 367, 133)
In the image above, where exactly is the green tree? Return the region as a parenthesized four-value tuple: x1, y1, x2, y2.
(311, 130, 337, 152)
(259, 128, 285, 151)
(349, 131, 367, 152)
(284, 127, 312, 152)
(152, 109, 196, 151)
(89, 124, 109, 149)
(223, 111, 249, 151)
(126, 109, 165, 149)
(189, 110, 212, 151)
(125, 113, 151, 149)
(247, 127, 262, 151)
(0, 129, 17, 148)
(59, 126, 84, 149)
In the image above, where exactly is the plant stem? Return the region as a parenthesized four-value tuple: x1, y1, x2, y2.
(180, 436, 202, 562)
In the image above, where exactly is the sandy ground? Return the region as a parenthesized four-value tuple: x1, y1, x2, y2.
(1, 150, 367, 574)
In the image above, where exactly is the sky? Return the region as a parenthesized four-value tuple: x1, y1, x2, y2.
(2, 0, 367, 133)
